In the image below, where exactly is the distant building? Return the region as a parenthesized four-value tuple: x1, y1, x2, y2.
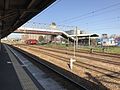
(49, 22, 57, 30)
(101, 38, 118, 46)
(99, 34, 120, 46)
(65, 29, 99, 46)
(65, 29, 86, 35)
(102, 34, 108, 39)
(115, 37, 120, 46)
(65, 30, 75, 35)
(21, 34, 44, 41)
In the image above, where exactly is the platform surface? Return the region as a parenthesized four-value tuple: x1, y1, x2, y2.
(0, 44, 22, 90)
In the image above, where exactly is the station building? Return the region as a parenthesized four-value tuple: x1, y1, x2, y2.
(65, 30, 99, 46)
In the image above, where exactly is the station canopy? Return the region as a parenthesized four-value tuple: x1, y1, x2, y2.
(0, 0, 56, 39)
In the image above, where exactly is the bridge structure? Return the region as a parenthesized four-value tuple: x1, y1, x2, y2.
(14, 27, 75, 42)
(14, 27, 62, 35)
(14, 27, 99, 43)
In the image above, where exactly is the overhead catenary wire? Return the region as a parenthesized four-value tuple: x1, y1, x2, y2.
(21, 21, 77, 32)
(79, 17, 120, 28)
(59, 2, 120, 24)
(86, 27, 120, 32)
(78, 20, 120, 34)
(78, 16, 120, 26)
(67, 7, 120, 25)
(22, 17, 120, 33)
(22, 15, 120, 34)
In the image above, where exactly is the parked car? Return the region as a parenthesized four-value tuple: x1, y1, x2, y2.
(25, 39, 38, 45)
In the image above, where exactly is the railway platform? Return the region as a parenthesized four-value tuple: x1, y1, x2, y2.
(2, 43, 114, 90)
(0, 44, 40, 90)
(0, 44, 22, 90)
(1, 43, 82, 90)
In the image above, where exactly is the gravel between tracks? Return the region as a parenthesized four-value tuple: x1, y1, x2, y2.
(14, 45, 120, 90)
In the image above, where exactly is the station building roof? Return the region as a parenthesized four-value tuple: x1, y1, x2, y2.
(0, 0, 56, 39)
(70, 34, 99, 38)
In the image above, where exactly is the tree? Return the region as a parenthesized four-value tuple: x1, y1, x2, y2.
(38, 36, 44, 42)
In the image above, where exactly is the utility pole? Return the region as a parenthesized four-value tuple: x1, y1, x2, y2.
(76, 26, 78, 48)
(70, 34, 76, 70)
(74, 35, 76, 58)
(69, 26, 78, 70)
(89, 35, 90, 46)
(73, 26, 78, 58)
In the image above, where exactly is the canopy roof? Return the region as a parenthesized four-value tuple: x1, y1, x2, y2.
(0, 0, 56, 39)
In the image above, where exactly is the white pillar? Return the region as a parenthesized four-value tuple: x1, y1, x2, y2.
(70, 58, 76, 70)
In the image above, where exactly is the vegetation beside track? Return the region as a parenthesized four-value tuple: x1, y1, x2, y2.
(37, 43, 120, 54)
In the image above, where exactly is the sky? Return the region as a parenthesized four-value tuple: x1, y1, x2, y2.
(8, 0, 120, 38)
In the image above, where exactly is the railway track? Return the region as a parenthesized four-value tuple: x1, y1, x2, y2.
(38, 45, 120, 58)
(32, 45, 120, 58)
(9, 45, 87, 90)
(67, 47, 120, 58)
(13, 45, 120, 90)
(26, 45, 120, 66)
(19, 45, 120, 78)
(14, 44, 120, 58)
